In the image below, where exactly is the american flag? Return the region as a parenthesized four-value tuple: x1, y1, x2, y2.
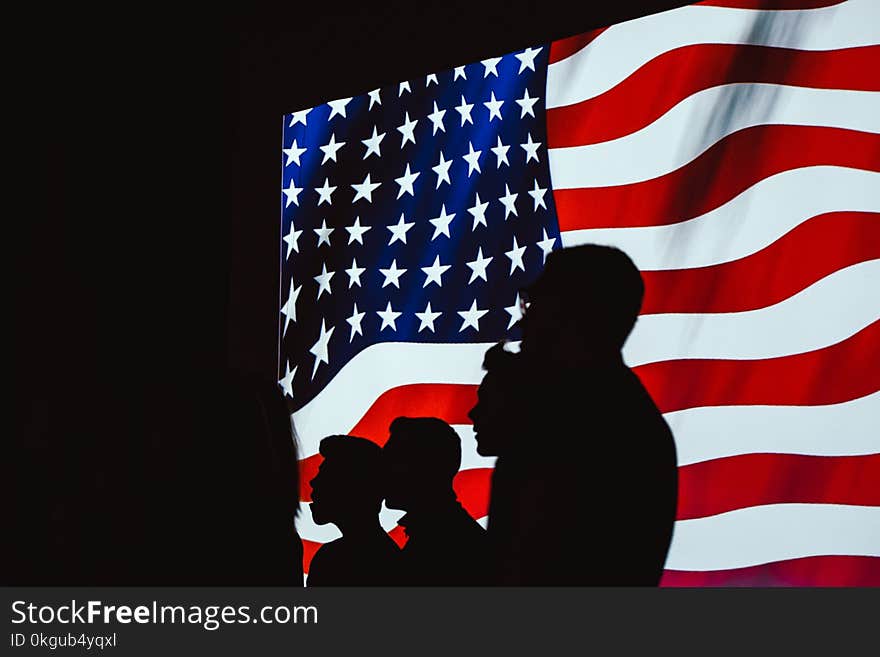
(279, 0, 880, 585)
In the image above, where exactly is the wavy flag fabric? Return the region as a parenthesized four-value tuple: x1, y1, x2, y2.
(279, 0, 880, 585)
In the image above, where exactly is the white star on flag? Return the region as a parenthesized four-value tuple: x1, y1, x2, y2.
(346, 303, 365, 341)
(283, 139, 306, 166)
(377, 301, 402, 332)
(484, 91, 504, 122)
(379, 259, 407, 288)
(521, 133, 541, 162)
(462, 142, 482, 176)
(283, 179, 303, 207)
(499, 184, 519, 219)
(345, 258, 366, 288)
(319, 133, 345, 163)
(505, 236, 527, 273)
(315, 178, 337, 206)
(429, 204, 456, 240)
(432, 151, 453, 188)
(416, 302, 442, 333)
(505, 293, 524, 329)
(421, 255, 451, 288)
(351, 173, 381, 203)
(283, 222, 302, 257)
(458, 299, 489, 332)
(427, 102, 447, 135)
(314, 219, 334, 247)
(387, 213, 415, 245)
(280, 278, 301, 336)
(528, 179, 548, 210)
(398, 111, 418, 146)
(394, 163, 420, 199)
(313, 263, 335, 298)
(345, 217, 371, 245)
(481, 56, 502, 78)
(327, 98, 351, 120)
(515, 46, 541, 73)
(491, 136, 510, 168)
(466, 247, 493, 283)
(361, 126, 385, 159)
(515, 89, 539, 118)
(456, 95, 474, 126)
(278, 361, 296, 398)
(288, 108, 310, 127)
(536, 229, 556, 263)
(468, 193, 489, 230)
(309, 320, 335, 378)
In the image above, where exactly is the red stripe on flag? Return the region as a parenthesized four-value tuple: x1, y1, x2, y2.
(553, 126, 880, 230)
(635, 319, 880, 414)
(388, 525, 407, 548)
(677, 453, 880, 520)
(348, 383, 479, 444)
(641, 213, 880, 314)
(661, 555, 880, 587)
(302, 538, 321, 575)
(454, 467, 493, 520)
(548, 28, 608, 64)
(547, 45, 880, 148)
(297, 385, 479, 501)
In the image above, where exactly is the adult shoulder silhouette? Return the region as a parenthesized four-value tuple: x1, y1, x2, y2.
(383, 417, 490, 585)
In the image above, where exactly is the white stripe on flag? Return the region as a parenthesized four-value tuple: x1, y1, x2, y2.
(292, 341, 492, 456)
(669, 391, 880, 466)
(625, 260, 880, 364)
(665, 503, 880, 571)
(559, 166, 880, 270)
(546, 0, 878, 108)
(548, 84, 880, 189)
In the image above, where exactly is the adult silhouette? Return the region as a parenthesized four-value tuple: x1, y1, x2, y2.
(382, 417, 490, 585)
(307, 435, 400, 586)
(489, 244, 678, 585)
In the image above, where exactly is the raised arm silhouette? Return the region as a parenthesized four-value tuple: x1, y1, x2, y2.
(307, 435, 400, 586)
(382, 417, 490, 585)
(484, 244, 678, 585)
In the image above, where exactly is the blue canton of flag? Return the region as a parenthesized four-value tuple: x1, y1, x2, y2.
(279, 46, 558, 410)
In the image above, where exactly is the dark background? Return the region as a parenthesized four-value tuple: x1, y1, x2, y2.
(16, 1, 691, 583)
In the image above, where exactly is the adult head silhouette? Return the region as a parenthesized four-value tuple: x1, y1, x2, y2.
(520, 244, 644, 366)
(310, 435, 383, 529)
(383, 417, 461, 511)
(468, 342, 520, 457)
(382, 417, 490, 585)
(307, 435, 400, 586)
